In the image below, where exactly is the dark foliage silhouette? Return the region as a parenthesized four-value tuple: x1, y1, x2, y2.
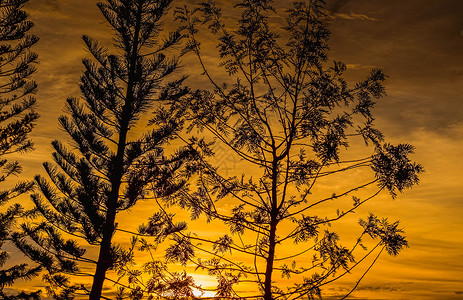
(0, 0, 40, 298)
(12, 0, 196, 299)
(163, 0, 424, 299)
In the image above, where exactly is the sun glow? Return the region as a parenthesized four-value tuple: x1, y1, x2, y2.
(192, 289, 217, 298)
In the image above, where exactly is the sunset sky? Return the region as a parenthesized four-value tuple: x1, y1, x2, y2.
(4, 0, 463, 299)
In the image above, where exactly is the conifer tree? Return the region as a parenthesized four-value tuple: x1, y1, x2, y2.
(168, 0, 424, 299)
(0, 0, 40, 298)
(13, 0, 194, 298)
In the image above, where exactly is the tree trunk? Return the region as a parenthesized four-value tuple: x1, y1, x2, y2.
(264, 158, 279, 300)
(89, 120, 128, 300)
(264, 219, 277, 300)
(88, 3, 142, 298)
(89, 209, 117, 299)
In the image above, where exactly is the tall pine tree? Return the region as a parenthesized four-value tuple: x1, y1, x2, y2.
(13, 0, 193, 298)
(0, 0, 40, 298)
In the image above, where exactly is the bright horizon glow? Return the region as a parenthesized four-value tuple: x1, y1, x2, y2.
(192, 289, 217, 298)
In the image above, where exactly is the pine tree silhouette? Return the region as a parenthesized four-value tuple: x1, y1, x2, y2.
(0, 0, 40, 298)
(13, 0, 195, 298)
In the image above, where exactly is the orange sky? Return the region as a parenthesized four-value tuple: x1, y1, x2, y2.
(3, 0, 463, 299)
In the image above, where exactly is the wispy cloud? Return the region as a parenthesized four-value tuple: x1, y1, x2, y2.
(346, 63, 375, 70)
(333, 12, 379, 21)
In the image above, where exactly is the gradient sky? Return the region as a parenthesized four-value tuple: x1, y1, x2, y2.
(4, 0, 463, 299)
